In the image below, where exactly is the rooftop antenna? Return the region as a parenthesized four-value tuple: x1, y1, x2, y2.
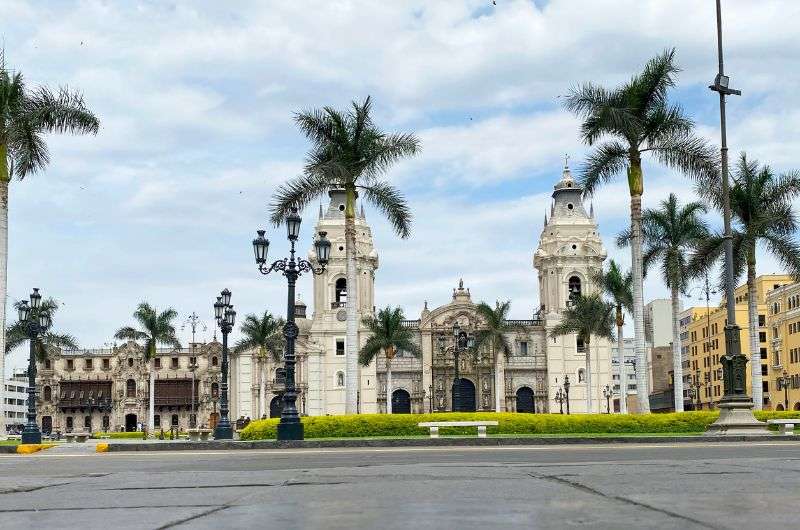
(181, 312, 207, 351)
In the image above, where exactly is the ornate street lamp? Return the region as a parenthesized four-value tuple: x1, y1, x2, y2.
(20, 288, 50, 444)
(189, 358, 198, 429)
(563, 375, 571, 415)
(778, 370, 790, 411)
(438, 322, 474, 412)
(253, 208, 330, 441)
(212, 290, 235, 439)
(603, 384, 612, 414)
(554, 387, 566, 414)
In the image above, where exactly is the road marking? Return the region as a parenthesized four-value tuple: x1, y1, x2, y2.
(1, 441, 798, 459)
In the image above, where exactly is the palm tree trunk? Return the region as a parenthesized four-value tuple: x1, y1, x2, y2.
(386, 357, 393, 414)
(617, 305, 627, 414)
(630, 190, 651, 413)
(747, 254, 762, 409)
(148, 359, 155, 434)
(494, 346, 503, 412)
(344, 186, 359, 414)
(671, 285, 684, 412)
(585, 338, 593, 413)
(0, 150, 8, 438)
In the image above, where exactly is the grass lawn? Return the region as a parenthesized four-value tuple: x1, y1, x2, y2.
(0, 440, 21, 446)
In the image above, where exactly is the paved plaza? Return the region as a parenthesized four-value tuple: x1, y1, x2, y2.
(1, 441, 799, 529)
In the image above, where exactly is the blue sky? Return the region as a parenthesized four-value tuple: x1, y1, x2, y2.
(4, 0, 800, 374)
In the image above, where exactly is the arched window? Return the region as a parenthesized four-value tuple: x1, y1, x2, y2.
(211, 382, 219, 398)
(568, 276, 582, 303)
(84, 416, 92, 430)
(335, 278, 347, 305)
(102, 415, 110, 431)
(43, 386, 52, 401)
(336, 371, 345, 387)
(66, 416, 74, 432)
(211, 356, 218, 367)
(126, 379, 136, 398)
(171, 414, 179, 427)
(154, 414, 161, 428)
(577, 368, 585, 383)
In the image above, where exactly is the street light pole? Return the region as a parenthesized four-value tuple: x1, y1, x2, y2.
(253, 208, 331, 441)
(189, 358, 197, 428)
(212, 290, 235, 440)
(20, 288, 50, 444)
(563, 375, 571, 415)
(779, 370, 789, 410)
(555, 387, 565, 414)
(603, 384, 612, 414)
(706, 0, 764, 435)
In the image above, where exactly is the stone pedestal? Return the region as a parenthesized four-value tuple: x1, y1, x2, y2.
(704, 400, 767, 436)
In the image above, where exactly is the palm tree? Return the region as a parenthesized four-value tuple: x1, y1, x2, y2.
(359, 306, 420, 414)
(563, 48, 716, 413)
(592, 260, 633, 413)
(693, 154, 800, 409)
(621, 194, 709, 412)
(115, 303, 181, 433)
(549, 293, 615, 413)
(0, 52, 99, 426)
(5, 297, 78, 360)
(269, 96, 420, 413)
(474, 300, 520, 412)
(233, 311, 286, 418)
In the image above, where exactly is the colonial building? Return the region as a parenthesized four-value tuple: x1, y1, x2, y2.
(35, 341, 223, 433)
(232, 165, 614, 416)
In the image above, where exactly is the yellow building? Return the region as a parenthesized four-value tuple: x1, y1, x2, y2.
(764, 282, 800, 411)
(683, 274, 792, 410)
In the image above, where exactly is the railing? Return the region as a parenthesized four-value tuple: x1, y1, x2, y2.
(58, 398, 113, 409)
(154, 396, 196, 406)
(504, 319, 542, 327)
(400, 320, 420, 329)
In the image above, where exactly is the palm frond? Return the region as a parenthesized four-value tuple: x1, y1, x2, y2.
(358, 180, 412, 238)
(25, 85, 99, 135)
(578, 141, 629, 196)
(268, 173, 331, 226)
(647, 132, 718, 183)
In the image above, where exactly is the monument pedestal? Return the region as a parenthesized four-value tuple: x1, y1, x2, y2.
(704, 400, 767, 436)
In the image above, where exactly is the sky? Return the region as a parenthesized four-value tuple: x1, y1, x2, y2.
(3, 0, 800, 375)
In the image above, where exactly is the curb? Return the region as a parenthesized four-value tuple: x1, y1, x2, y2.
(15, 443, 56, 454)
(105, 434, 799, 452)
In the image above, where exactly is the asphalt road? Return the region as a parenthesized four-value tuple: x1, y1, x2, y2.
(2, 441, 799, 529)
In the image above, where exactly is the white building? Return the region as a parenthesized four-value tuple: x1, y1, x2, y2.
(232, 164, 615, 416)
(645, 299, 674, 348)
(4, 372, 28, 434)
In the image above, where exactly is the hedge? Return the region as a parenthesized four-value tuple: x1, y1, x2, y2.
(239, 411, 800, 440)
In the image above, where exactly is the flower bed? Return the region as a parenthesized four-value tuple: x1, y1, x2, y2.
(239, 410, 800, 440)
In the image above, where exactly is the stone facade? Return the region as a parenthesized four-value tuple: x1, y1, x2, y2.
(35, 341, 223, 433)
(235, 165, 614, 416)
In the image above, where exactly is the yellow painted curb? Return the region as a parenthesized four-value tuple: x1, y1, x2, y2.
(16, 443, 55, 454)
(96, 443, 109, 453)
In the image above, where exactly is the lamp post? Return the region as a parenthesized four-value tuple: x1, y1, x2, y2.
(706, 0, 763, 435)
(778, 370, 790, 411)
(554, 387, 565, 414)
(438, 323, 474, 412)
(603, 384, 612, 414)
(563, 375, 571, 415)
(212, 289, 235, 439)
(19, 288, 51, 444)
(189, 358, 197, 428)
(252, 207, 330, 441)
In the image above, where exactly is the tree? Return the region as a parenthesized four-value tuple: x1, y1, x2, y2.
(233, 311, 286, 419)
(693, 154, 800, 409)
(549, 293, 615, 413)
(474, 300, 521, 412)
(358, 306, 420, 414)
(270, 96, 420, 413)
(5, 297, 78, 360)
(592, 260, 633, 413)
(563, 48, 716, 413)
(0, 52, 99, 432)
(115, 303, 181, 433)
(621, 194, 709, 412)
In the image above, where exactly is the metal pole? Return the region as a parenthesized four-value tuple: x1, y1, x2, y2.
(190, 366, 195, 428)
(214, 323, 233, 439)
(453, 345, 461, 412)
(564, 375, 571, 415)
(277, 239, 303, 441)
(21, 321, 41, 444)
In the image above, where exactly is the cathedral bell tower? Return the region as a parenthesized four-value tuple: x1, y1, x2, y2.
(534, 163, 609, 414)
(305, 190, 379, 415)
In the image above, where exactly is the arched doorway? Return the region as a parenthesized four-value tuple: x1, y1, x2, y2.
(516, 386, 535, 413)
(794, 402, 800, 411)
(41, 416, 52, 434)
(391, 389, 411, 414)
(452, 378, 476, 412)
(125, 413, 137, 432)
(270, 395, 283, 418)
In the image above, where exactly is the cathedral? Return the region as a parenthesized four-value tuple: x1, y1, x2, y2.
(230, 165, 613, 418)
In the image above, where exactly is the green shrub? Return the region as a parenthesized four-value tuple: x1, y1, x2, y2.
(91, 431, 147, 439)
(240, 411, 800, 440)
